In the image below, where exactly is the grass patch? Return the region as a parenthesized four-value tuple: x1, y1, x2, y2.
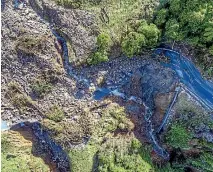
(1, 131, 49, 172)
(68, 144, 97, 172)
(165, 124, 193, 149)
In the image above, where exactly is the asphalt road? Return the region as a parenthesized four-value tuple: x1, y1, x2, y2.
(155, 48, 213, 112)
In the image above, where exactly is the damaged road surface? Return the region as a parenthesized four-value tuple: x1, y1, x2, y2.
(155, 48, 213, 111)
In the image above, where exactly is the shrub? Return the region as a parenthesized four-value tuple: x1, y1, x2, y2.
(87, 51, 109, 65)
(97, 32, 111, 51)
(131, 138, 141, 150)
(46, 105, 64, 122)
(97, 137, 153, 172)
(87, 33, 111, 65)
(43, 111, 94, 146)
(155, 9, 168, 26)
(121, 20, 160, 57)
(137, 22, 161, 47)
(121, 32, 146, 57)
(41, 68, 61, 84)
(7, 81, 21, 92)
(166, 124, 193, 149)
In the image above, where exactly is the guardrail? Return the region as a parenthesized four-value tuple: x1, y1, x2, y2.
(154, 48, 213, 112)
(156, 86, 181, 134)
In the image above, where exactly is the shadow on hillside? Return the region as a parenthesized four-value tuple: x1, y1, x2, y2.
(10, 122, 71, 172)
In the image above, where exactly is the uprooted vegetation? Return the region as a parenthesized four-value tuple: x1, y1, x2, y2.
(6, 81, 34, 113)
(15, 35, 49, 55)
(30, 68, 62, 98)
(41, 102, 183, 172)
(41, 103, 134, 147)
(45, 105, 65, 122)
(42, 110, 94, 146)
(6, 81, 46, 117)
